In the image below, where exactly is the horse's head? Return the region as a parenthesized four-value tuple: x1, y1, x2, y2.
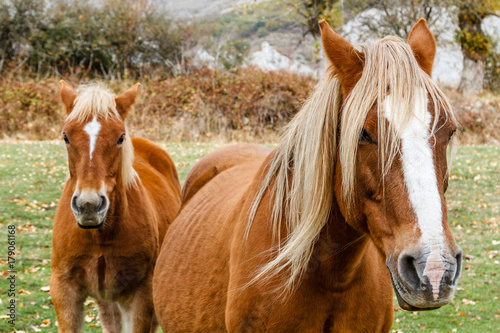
(321, 19, 462, 310)
(60, 82, 140, 229)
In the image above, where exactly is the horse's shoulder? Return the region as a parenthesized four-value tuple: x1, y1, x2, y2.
(181, 144, 271, 204)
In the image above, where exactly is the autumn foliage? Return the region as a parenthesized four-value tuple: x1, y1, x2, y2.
(0, 68, 315, 141)
(1, 67, 498, 144)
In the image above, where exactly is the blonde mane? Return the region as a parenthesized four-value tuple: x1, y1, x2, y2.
(246, 37, 456, 295)
(66, 84, 138, 187)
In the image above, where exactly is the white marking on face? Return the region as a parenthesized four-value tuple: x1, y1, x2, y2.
(83, 117, 101, 160)
(385, 89, 445, 300)
(77, 182, 107, 206)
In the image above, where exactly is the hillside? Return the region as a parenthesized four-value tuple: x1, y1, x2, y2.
(159, 0, 264, 19)
(177, 1, 500, 90)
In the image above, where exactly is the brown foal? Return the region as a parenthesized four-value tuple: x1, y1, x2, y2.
(50, 82, 181, 332)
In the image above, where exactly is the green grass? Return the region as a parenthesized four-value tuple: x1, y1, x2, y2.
(0, 142, 498, 332)
(0, 141, 224, 332)
(392, 146, 500, 332)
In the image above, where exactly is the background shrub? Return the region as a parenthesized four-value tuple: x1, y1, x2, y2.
(257, 27, 270, 38)
(2, 68, 497, 143)
(0, 0, 185, 80)
(0, 68, 315, 141)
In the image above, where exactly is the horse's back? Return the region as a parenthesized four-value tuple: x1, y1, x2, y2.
(182, 143, 271, 203)
(132, 137, 181, 196)
(153, 144, 270, 332)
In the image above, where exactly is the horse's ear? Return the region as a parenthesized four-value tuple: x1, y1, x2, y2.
(319, 19, 363, 91)
(60, 81, 77, 115)
(115, 83, 140, 120)
(407, 18, 436, 76)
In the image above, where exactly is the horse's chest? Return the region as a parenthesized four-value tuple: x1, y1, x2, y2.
(70, 253, 152, 301)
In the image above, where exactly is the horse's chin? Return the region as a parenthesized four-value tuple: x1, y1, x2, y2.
(75, 211, 107, 229)
(77, 222, 104, 229)
(392, 283, 441, 311)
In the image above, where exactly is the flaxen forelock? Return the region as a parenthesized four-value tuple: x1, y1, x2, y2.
(66, 84, 138, 187)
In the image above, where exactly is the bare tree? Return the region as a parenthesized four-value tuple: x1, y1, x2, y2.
(342, 0, 452, 40)
(284, 0, 344, 38)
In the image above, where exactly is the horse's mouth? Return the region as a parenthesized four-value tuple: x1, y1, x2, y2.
(77, 219, 104, 229)
(390, 273, 441, 312)
(75, 210, 107, 229)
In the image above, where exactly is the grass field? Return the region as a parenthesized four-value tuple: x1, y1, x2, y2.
(0, 141, 498, 332)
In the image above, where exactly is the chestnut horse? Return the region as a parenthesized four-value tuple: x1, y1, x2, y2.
(51, 82, 181, 332)
(153, 19, 463, 332)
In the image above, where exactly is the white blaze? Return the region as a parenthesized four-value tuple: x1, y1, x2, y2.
(385, 89, 445, 300)
(83, 117, 101, 160)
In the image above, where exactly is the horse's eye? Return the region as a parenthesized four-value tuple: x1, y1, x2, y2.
(117, 134, 125, 146)
(359, 129, 375, 144)
(63, 134, 70, 145)
(447, 129, 456, 143)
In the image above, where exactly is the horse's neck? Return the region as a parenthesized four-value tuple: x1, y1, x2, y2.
(314, 202, 370, 292)
(101, 182, 135, 233)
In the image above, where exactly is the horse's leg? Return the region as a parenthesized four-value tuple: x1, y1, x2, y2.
(118, 304, 134, 333)
(50, 274, 85, 333)
(96, 300, 122, 333)
(119, 278, 156, 333)
(119, 301, 155, 333)
(150, 313, 159, 333)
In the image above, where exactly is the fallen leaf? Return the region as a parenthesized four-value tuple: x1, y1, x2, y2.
(461, 299, 476, 305)
(40, 319, 51, 327)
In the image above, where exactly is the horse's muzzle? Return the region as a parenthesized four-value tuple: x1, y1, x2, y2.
(387, 245, 463, 311)
(71, 191, 109, 229)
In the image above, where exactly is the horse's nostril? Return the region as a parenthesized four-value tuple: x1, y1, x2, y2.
(399, 253, 421, 290)
(71, 195, 80, 215)
(97, 195, 107, 214)
(453, 249, 463, 285)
